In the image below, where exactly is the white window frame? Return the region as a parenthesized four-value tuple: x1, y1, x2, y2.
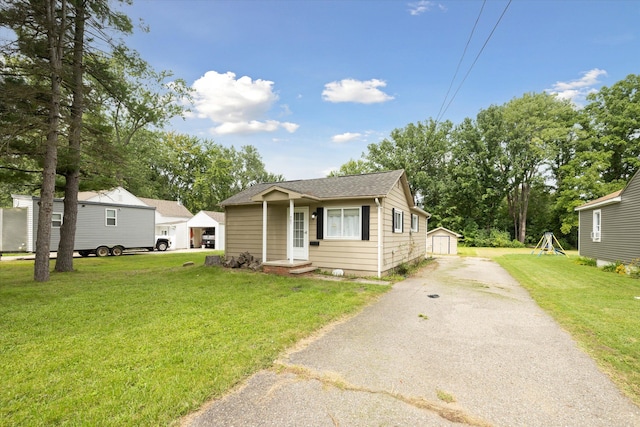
(324, 206, 361, 240)
(591, 209, 601, 242)
(52, 212, 63, 228)
(411, 213, 419, 232)
(393, 209, 403, 233)
(106, 208, 117, 227)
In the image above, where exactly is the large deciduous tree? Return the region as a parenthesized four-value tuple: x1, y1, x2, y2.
(500, 92, 577, 243)
(365, 118, 453, 215)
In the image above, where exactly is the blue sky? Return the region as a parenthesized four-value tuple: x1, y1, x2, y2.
(124, 0, 640, 180)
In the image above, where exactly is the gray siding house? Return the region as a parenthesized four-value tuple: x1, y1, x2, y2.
(575, 171, 640, 266)
(11, 195, 156, 255)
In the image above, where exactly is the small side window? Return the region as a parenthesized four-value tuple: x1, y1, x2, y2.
(106, 209, 117, 226)
(393, 209, 403, 233)
(52, 212, 63, 228)
(411, 214, 419, 232)
(591, 209, 601, 242)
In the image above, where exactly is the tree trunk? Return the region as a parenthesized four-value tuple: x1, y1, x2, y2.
(35, 0, 66, 282)
(56, 0, 85, 272)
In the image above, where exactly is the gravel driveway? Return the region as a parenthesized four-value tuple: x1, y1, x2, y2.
(184, 256, 640, 426)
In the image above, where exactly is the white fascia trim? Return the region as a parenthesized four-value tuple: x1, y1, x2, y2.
(574, 196, 621, 211)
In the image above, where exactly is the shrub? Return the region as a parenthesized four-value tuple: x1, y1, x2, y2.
(575, 257, 597, 267)
(601, 261, 624, 273)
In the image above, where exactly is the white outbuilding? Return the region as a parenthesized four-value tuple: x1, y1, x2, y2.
(426, 227, 462, 255)
(187, 211, 225, 249)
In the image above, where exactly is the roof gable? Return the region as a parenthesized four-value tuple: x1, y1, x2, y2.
(221, 170, 410, 206)
(575, 169, 640, 212)
(427, 227, 462, 237)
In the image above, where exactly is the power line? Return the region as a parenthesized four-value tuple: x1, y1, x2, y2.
(436, 0, 512, 123)
(436, 0, 486, 123)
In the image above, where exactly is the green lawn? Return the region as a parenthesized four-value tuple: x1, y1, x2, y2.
(0, 253, 388, 426)
(492, 253, 640, 406)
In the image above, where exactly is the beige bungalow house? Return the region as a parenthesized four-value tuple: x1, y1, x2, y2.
(220, 170, 430, 277)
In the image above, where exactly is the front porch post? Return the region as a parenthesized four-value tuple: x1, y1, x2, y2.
(262, 200, 267, 263)
(289, 199, 294, 264)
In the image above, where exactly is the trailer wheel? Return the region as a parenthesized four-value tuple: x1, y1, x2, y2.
(96, 246, 110, 257)
(79, 250, 90, 257)
(110, 246, 124, 257)
(156, 240, 169, 252)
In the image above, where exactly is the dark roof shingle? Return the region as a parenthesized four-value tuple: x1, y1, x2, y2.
(221, 170, 406, 206)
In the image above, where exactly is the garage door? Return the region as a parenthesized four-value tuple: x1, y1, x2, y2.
(432, 235, 451, 254)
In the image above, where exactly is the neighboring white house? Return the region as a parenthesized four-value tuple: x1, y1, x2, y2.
(78, 187, 193, 250)
(187, 211, 225, 249)
(426, 227, 462, 255)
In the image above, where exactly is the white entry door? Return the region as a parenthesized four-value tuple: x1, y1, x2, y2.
(287, 207, 309, 260)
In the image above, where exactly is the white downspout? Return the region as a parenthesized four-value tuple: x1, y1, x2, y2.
(289, 199, 294, 264)
(262, 200, 267, 263)
(375, 198, 382, 278)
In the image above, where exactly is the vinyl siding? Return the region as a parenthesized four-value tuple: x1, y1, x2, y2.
(224, 204, 288, 260)
(381, 181, 427, 273)
(308, 199, 378, 274)
(578, 174, 640, 264)
(30, 199, 155, 251)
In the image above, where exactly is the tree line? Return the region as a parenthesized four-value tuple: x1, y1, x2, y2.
(0, 1, 278, 281)
(2, 2, 638, 281)
(332, 75, 640, 248)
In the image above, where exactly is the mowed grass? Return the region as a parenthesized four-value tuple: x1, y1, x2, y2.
(491, 253, 640, 406)
(0, 252, 388, 426)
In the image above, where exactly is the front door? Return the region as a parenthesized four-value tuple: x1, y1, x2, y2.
(287, 207, 309, 260)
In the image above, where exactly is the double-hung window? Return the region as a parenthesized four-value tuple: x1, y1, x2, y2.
(393, 209, 403, 233)
(326, 207, 360, 239)
(591, 209, 601, 242)
(411, 214, 419, 232)
(52, 212, 63, 228)
(106, 208, 117, 226)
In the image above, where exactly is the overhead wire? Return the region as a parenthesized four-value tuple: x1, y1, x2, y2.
(435, 0, 486, 123)
(436, 0, 513, 123)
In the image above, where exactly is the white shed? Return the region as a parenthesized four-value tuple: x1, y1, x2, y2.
(187, 211, 225, 250)
(427, 227, 462, 255)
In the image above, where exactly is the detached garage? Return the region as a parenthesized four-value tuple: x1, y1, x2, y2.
(427, 227, 462, 255)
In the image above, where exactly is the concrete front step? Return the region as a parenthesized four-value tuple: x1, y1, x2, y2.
(262, 260, 316, 276)
(289, 266, 318, 275)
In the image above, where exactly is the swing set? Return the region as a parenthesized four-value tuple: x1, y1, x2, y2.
(531, 232, 567, 256)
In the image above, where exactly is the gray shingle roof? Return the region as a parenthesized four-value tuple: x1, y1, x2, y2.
(203, 211, 225, 224)
(221, 170, 407, 206)
(138, 197, 193, 218)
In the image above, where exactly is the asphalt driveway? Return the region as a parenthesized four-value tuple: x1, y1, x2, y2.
(184, 256, 640, 426)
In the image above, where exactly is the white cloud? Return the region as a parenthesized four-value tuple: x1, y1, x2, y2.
(322, 79, 394, 104)
(547, 68, 607, 104)
(212, 120, 299, 135)
(190, 70, 299, 135)
(408, 1, 446, 16)
(331, 132, 362, 143)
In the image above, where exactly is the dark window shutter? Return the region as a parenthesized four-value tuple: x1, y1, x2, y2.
(401, 211, 404, 233)
(316, 207, 324, 239)
(392, 208, 395, 233)
(361, 205, 370, 240)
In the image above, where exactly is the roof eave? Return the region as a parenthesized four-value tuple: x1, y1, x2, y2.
(574, 196, 622, 211)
